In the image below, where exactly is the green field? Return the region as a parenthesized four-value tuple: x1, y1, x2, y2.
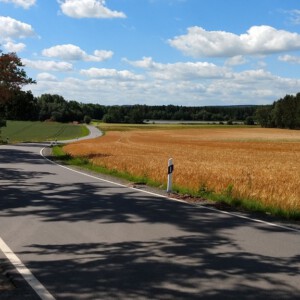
(1, 121, 89, 143)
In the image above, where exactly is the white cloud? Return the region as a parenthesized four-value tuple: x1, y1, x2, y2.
(36, 73, 57, 81)
(42, 44, 113, 62)
(124, 56, 156, 68)
(0, 0, 35, 9)
(25, 61, 300, 106)
(0, 16, 35, 39)
(279, 54, 300, 64)
(3, 41, 26, 52)
(80, 67, 144, 81)
(28, 68, 300, 106)
(21, 53, 300, 106)
(93, 50, 114, 61)
(168, 25, 300, 58)
(233, 69, 275, 83)
(225, 55, 247, 66)
(126, 57, 228, 80)
(23, 59, 73, 72)
(58, 0, 126, 19)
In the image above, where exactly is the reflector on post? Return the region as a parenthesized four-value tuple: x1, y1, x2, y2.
(167, 158, 174, 193)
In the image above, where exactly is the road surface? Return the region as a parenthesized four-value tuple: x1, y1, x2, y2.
(0, 129, 299, 299)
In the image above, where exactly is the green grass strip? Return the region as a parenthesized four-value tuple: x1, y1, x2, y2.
(52, 145, 161, 187)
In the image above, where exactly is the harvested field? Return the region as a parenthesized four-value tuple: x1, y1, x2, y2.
(64, 126, 300, 213)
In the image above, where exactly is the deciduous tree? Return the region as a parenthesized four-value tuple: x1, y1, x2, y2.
(0, 50, 35, 142)
(0, 51, 35, 104)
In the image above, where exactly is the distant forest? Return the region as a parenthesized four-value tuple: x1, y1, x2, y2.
(1, 91, 300, 129)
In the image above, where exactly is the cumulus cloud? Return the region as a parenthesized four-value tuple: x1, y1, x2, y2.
(279, 54, 300, 64)
(126, 57, 228, 80)
(0, 16, 35, 39)
(58, 0, 126, 19)
(36, 73, 57, 81)
(225, 55, 247, 66)
(0, 0, 35, 9)
(80, 67, 144, 81)
(168, 25, 300, 58)
(42, 44, 113, 62)
(232, 69, 275, 83)
(23, 59, 73, 72)
(28, 67, 300, 106)
(124, 56, 156, 68)
(3, 41, 26, 52)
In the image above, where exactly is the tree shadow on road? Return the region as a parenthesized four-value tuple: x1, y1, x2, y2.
(0, 146, 300, 299)
(22, 238, 300, 300)
(1, 179, 299, 299)
(0, 147, 49, 165)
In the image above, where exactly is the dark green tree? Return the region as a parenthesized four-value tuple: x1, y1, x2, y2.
(271, 95, 300, 129)
(244, 116, 255, 125)
(4, 91, 38, 121)
(255, 106, 273, 127)
(83, 115, 91, 124)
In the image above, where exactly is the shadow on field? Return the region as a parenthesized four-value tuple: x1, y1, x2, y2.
(0, 145, 299, 299)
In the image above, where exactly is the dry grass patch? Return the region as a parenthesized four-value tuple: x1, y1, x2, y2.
(64, 127, 300, 213)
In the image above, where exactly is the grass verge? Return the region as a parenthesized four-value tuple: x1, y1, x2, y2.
(52, 145, 300, 221)
(52, 145, 162, 187)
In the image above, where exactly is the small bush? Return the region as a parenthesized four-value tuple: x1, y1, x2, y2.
(84, 115, 92, 124)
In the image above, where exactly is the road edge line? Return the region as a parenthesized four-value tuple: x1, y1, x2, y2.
(0, 236, 55, 300)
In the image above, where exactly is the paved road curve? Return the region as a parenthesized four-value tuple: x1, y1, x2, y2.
(0, 134, 300, 299)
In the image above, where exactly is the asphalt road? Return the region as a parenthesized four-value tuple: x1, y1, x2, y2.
(0, 131, 300, 299)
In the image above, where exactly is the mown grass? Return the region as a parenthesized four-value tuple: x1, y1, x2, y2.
(1, 121, 89, 143)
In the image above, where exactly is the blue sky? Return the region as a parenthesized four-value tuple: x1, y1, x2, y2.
(1, 0, 300, 106)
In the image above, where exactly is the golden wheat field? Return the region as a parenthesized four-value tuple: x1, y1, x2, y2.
(64, 126, 300, 212)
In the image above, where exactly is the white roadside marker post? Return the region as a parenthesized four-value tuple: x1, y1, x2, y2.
(167, 158, 174, 193)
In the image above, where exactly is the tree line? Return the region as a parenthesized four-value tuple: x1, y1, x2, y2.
(103, 103, 258, 124)
(0, 91, 105, 123)
(2, 89, 300, 129)
(1, 50, 299, 129)
(255, 93, 300, 129)
(0, 91, 260, 124)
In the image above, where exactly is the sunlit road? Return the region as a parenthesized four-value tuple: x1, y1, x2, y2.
(0, 138, 300, 299)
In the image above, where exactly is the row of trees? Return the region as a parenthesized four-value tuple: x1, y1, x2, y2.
(1, 50, 299, 129)
(1, 92, 258, 124)
(102, 104, 258, 124)
(3, 87, 300, 129)
(0, 91, 104, 123)
(255, 93, 300, 129)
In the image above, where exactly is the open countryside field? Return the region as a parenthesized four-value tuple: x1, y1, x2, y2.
(1, 121, 89, 143)
(64, 125, 300, 218)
